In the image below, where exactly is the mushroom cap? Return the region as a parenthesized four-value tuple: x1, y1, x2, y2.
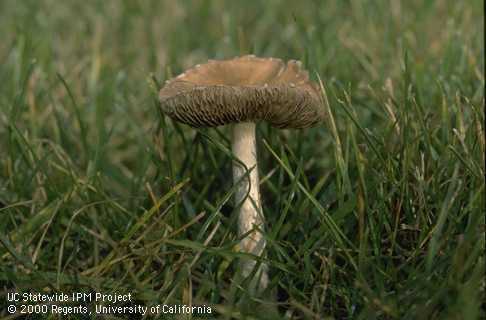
(159, 55, 324, 129)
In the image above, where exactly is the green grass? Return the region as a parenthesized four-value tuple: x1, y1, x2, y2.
(0, 1, 484, 319)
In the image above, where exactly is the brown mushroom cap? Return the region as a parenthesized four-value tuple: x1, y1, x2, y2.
(159, 55, 324, 129)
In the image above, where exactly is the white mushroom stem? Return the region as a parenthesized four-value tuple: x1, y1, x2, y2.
(232, 122, 268, 290)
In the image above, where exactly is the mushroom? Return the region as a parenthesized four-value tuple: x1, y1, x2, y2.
(159, 55, 324, 290)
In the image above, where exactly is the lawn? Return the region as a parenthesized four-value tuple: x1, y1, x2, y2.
(0, 1, 484, 319)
